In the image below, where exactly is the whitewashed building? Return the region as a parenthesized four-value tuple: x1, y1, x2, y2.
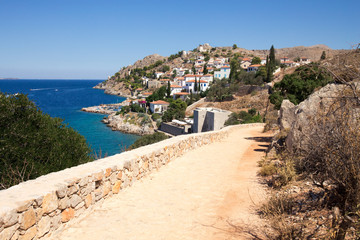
(150, 100, 170, 114)
(214, 66, 231, 79)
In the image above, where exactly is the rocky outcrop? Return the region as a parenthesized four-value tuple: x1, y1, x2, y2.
(278, 84, 349, 151)
(103, 113, 155, 135)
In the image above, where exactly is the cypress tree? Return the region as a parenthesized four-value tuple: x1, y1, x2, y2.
(194, 77, 198, 92)
(203, 63, 208, 74)
(167, 80, 171, 98)
(320, 51, 326, 60)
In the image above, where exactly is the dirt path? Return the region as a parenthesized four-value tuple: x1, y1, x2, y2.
(49, 125, 272, 240)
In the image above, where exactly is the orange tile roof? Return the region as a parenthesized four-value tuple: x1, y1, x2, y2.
(150, 100, 170, 105)
(185, 80, 208, 83)
(142, 92, 152, 95)
(174, 92, 189, 95)
(242, 58, 251, 61)
(249, 64, 261, 67)
(136, 88, 143, 91)
(170, 85, 182, 88)
(159, 79, 170, 81)
(184, 74, 195, 77)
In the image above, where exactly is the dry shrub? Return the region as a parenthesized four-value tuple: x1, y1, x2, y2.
(260, 192, 296, 216)
(295, 85, 360, 239)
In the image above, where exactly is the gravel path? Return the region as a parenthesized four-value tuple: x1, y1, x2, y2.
(50, 125, 271, 240)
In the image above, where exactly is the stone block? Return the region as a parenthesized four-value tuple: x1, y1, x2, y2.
(75, 201, 85, 210)
(1, 209, 19, 228)
(78, 177, 89, 187)
(109, 172, 117, 184)
(69, 195, 82, 208)
(84, 194, 92, 208)
(112, 180, 121, 194)
(117, 170, 123, 180)
(67, 184, 79, 195)
(102, 181, 111, 197)
(19, 207, 36, 230)
(0, 223, 19, 240)
(58, 196, 69, 210)
(18, 225, 36, 240)
(92, 172, 104, 181)
(15, 200, 34, 213)
(51, 214, 62, 230)
(56, 184, 67, 198)
(37, 215, 50, 237)
(61, 208, 74, 223)
(105, 168, 112, 178)
(42, 192, 58, 214)
(34, 195, 44, 207)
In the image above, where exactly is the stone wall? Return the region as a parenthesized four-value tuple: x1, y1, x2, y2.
(0, 124, 265, 240)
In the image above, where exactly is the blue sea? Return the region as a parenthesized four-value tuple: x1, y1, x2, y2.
(0, 79, 139, 157)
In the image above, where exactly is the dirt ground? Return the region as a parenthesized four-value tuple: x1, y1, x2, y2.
(49, 125, 273, 240)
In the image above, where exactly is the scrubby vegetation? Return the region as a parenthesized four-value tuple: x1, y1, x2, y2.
(0, 93, 92, 190)
(269, 63, 333, 109)
(162, 99, 187, 122)
(224, 108, 262, 126)
(128, 132, 168, 150)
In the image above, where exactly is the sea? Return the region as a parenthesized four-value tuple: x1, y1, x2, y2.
(0, 79, 139, 157)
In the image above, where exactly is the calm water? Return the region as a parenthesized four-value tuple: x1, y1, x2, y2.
(0, 79, 139, 156)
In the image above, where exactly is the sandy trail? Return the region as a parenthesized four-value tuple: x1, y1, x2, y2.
(50, 125, 272, 240)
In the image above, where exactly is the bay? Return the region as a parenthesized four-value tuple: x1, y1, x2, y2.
(0, 79, 139, 157)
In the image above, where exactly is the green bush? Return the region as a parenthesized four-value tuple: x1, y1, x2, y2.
(270, 63, 333, 109)
(0, 93, 92, 189)
(129, 132, 168, 150)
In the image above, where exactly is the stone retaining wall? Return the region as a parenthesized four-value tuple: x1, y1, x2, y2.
(0, 123, 264, 240)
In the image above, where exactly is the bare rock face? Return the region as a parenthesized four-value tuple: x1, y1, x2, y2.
(278, 100, 295, 130)
(279, 84, 345, 151)
(105, 113, 155, 136)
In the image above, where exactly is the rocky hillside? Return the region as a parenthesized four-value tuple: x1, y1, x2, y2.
(96, 44, 349, 97)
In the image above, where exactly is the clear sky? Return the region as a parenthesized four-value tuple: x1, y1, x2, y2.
(0, 0, 359, 79)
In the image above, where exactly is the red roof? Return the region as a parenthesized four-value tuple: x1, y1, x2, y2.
(184, 74, 195, 77)
(185, 80, 208, 83)
(249, 64, 261, 67)
(174, 92, 189, 95)
(150, 100, 170, 105)
(170, 85, 182, 88)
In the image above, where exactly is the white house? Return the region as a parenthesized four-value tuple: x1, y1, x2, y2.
(200, 74, 214, 83)
(155, 72, 164, 79)
(247, 64, 261, 72)
(261, 58, 267, 65)
(195, 59, 205, 66)
(150, 100, 170, 114)
(300, 57, 311, 65)
(170, 85, 183, 96)
(195, 65, 203, 74)
(174, 76, 186, 86)
(184, 79, 209, 93)
(173, 92, 189, 101)
(214, 66, 231, 79)
(184, 74, 196, 82)
(280, 57, 289, 63)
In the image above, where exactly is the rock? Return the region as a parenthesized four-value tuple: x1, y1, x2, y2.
(69, 195, 82, 208)
(84, 194, 92, 208)
(67, 184, 79, 195)
(37, 215, 51, 237)
(112, 181, 122, 194)
(18, 225, 36, 240)
(51, 214, 62, 230)
(0, 224, 19, 240)
(61, 208, 75, 223)
(278, 84, 350, 151)
(58, 196, 69, 210)
(56, 184, 67, 198)
(42, 192, 58, 214)
(279, 100, 295, 130)
(19, 207, 36, 230)
(1, 209, 19, 228)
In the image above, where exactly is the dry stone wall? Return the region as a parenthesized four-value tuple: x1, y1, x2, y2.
(0, 123, 263, 240)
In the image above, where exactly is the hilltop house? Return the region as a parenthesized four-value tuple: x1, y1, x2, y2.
(155, 72, 164, 79)
(150, 100, 170, 114)
(200, 74, 214, 83)
(247, 64, 261, 72)
(240, 59, 252, 69)
(214, 66, 231, 79)
(300, 57, 311, 64)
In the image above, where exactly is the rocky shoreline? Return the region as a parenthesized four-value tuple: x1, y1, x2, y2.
(82, 103, 154, 136)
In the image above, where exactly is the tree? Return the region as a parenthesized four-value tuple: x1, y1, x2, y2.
(229, 58, 240, 82)
(162, 99, 187, 122)
(167, 80, 171, 98)
(269, 63, 333, 109)
(161, 65, 170, 72)
(194, 77, 198, 92)
(320, 51, 326, 60)
(192, 65, 196, 75)
(233, 44, 238, 49)
(203, 63, 208, 75)
(265, 45, 276, 83)
(0, 93, 92, 189)
(251, 57, 261, 65)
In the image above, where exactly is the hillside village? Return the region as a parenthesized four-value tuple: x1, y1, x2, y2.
(90, 43, 336, 136)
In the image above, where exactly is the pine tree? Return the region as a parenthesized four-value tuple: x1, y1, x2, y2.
(320, 51, 326, 60)
(203, 63, 208, 74)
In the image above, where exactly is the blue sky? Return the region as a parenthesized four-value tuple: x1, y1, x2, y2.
(0, 0, 359, 79)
